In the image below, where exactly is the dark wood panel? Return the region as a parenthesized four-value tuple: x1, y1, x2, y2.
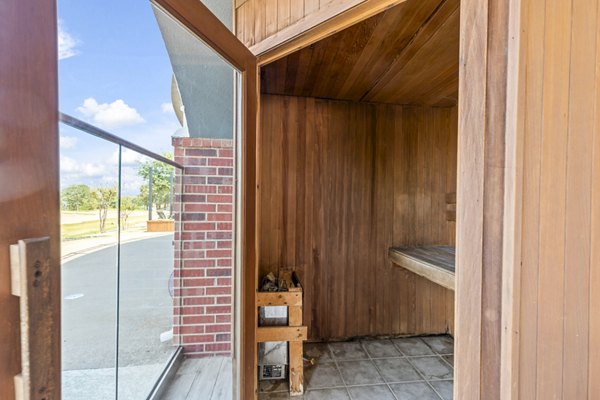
(260, 0, 459, 106)
(0, 0, 60, 397)
(259, 94, 457, 340)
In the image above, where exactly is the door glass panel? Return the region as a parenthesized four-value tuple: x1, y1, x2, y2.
(60, 127, 119, 399)
(116, 153, 181, 399)
(153, 5, 241, 398)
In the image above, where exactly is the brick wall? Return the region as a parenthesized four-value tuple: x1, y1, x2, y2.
(172, 137, 234, 357)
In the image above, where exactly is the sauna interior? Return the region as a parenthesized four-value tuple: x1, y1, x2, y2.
(258, 0, 459, 344)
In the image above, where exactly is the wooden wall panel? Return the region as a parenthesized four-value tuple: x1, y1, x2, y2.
(511, 0, 600, 398)
(236, 0, 407, 58)
(259, 94, 457, 340)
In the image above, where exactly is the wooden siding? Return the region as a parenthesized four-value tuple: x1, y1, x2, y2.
(509, 0, 600, 398)
(260, 0, 459, 106)
(258, 94, 457, 340)
(236, 0, 407, 58)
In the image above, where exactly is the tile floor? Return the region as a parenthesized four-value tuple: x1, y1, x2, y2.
(259, 335, 453, 400)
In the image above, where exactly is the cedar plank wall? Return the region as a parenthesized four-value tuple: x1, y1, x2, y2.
(259, 94, 457, 340)
(513, 0, 600, 398)
(236, 0, 342, 46)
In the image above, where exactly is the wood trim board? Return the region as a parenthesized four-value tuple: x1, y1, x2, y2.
(256, 292, 303, 306)
(255, 0, 408, 65)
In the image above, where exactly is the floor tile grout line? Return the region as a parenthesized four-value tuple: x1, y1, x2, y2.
(392, 337, 453, 399)
(326, 342, 353, 399)
(360, 340, 401, 400)
(438, 353, 454, 371)
(402, 355, 447, 400)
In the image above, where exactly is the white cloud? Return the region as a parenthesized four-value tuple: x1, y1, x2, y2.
(77, 98, 145, 129)
(161, 102, 175, 114)
(59, 135, 78, 149)
(60, 156, 106, 177)
(110, 148, 144, 166)
(58, 20, 79, 60)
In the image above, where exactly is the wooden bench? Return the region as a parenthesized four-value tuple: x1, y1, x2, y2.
(388, 246, 455, 291)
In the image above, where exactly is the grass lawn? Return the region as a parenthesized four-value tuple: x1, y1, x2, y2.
(61, 210, 150, 240)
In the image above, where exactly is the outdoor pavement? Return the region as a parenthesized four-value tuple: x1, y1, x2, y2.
(61, 229, 172, 262)
(61, 234, 177, 400)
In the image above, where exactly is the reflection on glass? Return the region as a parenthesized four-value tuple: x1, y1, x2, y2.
(60, 128, 119, 399)
(154, 4, 234, 139)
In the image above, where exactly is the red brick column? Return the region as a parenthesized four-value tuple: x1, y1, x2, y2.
(172, 137, 234, 357)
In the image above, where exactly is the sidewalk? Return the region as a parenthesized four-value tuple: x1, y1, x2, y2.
(61, 229, 173, 262)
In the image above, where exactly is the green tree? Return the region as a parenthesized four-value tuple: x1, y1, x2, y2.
(137, 154, 175, 218)
(93, 187, 117, 233)
(61, 184, 95, 211)
(119, 196, 138, 230)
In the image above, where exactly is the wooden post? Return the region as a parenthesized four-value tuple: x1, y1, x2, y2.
(288, 305, 304, 396)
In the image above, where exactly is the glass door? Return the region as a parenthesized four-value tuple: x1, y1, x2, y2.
(150, 1, 258, 399)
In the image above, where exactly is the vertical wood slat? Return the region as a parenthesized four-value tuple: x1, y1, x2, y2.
(589, 0, 600, 394)
(562, 0, 597, 397)
(535, 0, 572, 397)
(265, 0, 278, 36)
(517, 0, 544, 397)
(288, 305, 303, 395)
(259, 94, 457, 340)
(482, 0, 511, 395)
(277, 0, 291, 31)
(456, 0, 488, 397)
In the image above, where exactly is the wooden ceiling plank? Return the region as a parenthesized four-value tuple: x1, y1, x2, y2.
(365, 2, 459, 103)
(319, 13, 384, 98)
(260, 0, 460, 106)
(362, 0, 459, 102)
(339, 0, 444, 101)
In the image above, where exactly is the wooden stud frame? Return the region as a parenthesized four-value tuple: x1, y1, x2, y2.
(150, 1, 260, 398)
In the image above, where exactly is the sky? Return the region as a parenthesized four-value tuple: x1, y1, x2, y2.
(58, 0, 180, 194)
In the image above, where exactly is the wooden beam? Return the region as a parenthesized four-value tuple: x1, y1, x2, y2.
(256, 326, 308, 342)
(255, 0, 408, 65)
(152, 0, 255, 71)
(256, 291, 302, 306)
(288, 305, 303, 395)
(242, 63, 260, 400)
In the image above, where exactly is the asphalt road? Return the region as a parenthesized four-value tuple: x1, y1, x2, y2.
(61, 234, 176, 373)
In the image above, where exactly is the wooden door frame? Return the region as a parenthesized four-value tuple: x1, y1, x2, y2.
(455, 0, 522, 398)
(0, 0, 61, 398)
(150, 1, 260, 398)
